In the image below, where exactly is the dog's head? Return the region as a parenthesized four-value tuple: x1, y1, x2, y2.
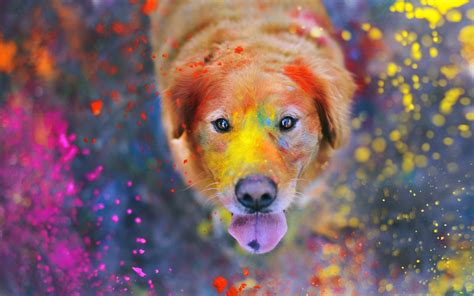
(165, 48, 355, 253)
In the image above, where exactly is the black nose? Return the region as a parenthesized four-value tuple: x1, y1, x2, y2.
(235, 175, 277, 212)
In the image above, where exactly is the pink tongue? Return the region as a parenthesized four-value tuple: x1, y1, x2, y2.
(228, 212, 287, 254)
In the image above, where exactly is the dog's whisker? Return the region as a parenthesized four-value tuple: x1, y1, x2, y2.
(200, 194, 221, 207)
(179, 178, 218, 192)
(288, 177, 308, 183)
(196, 187, 219, 196)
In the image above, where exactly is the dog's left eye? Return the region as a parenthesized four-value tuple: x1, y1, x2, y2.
(279, 116, 297, 131)
(212, 118, 231, 133)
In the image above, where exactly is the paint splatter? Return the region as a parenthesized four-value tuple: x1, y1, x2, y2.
(141, 0, 159, 15)
(132, 266, 147, 278)
(213, 276, 228, 293)
(90, 100, 103, 116)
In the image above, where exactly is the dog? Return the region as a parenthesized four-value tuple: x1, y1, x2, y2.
(151, 0, 356, 254)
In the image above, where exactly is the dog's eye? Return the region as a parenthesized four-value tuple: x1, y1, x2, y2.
(279, 116, 297, 131)
(212, 118, 231, 133)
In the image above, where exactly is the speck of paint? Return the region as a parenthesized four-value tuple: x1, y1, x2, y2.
(141, 0, 158, 15)
(148, 279, 154, 290)
(86, 165, 103, 181)
(95, 23, 105, 34)
(127, 181, 133, 187)
(132, 266, 146, 277)
(112, 22, 126, 35)
(111, 215, 119, 223)
(234, 46, 244, 54)
(136, 237, 146, 244)
(213, 276, 228, 294)
(126, 209, 132, 214)
(135, 195, 141, 201)
(135, 217, 142, 224)
(90, 100, 103, 116)
(170, 188, 175, 193)
(243, 268, 249, 277)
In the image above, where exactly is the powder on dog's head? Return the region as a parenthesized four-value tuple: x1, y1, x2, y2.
(164, 47, 355, 253)
(283, 58, 355, 149)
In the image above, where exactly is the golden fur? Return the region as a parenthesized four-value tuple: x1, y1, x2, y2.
(151, 0, 356, 245)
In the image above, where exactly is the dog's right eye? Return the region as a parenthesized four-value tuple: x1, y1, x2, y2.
(212, 118, 231, 133)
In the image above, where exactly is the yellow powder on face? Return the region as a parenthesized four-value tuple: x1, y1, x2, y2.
(205, 106, 280, 189)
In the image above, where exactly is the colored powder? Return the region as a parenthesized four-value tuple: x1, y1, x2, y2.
(213, 276, 228, 293)
(90, 99, 103, 116)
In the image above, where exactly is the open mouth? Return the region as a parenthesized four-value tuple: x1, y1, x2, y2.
(228, 211, 287, 254)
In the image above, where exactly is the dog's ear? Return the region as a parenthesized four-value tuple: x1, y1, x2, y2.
(283, 59, 356, 149)
(164, 62, 210, 139)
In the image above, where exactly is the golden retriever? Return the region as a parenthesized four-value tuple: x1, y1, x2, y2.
(151, 0, 356, 254)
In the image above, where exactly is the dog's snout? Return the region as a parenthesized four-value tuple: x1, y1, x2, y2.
(235, 175, 277, 212)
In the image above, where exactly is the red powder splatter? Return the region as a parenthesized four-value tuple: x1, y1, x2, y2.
(141, 0, 158, 15)
(127, 84, 137, 93)
(213, 276, 228, 294)
(112, 22, 126, 35)
(225, 286, 238, 296)
(162, 52, 168, 58)
(310, 275, 321, 286)
(89, 100, 103, 116)
(140, 112, 147, 121)
(110, 90, 120, 103)
(238, 283, 247, 292)
(283, 61, 318, 95)
(108, 65, 118, 75)
(95, 23, 105, 34)
(243, 268, 249, 277)
(234, 46, 244, 54)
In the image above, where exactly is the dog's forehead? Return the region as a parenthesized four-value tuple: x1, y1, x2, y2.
(221, 71, 292, 107)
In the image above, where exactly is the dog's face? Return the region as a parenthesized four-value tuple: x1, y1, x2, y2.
(167, 52, 354, 253)
(194, 66, 321, 210)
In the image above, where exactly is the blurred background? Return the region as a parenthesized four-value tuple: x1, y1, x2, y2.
(0, 0, 472, 294)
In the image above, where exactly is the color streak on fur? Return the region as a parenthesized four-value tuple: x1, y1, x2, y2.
(203, 107, 280, 188)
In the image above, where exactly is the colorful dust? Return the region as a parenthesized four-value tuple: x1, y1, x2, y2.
(0, 0, 472, 294)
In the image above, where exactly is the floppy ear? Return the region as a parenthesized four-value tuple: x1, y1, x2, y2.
(283, 59, 356, 149)
(164, 61, 209, 139)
